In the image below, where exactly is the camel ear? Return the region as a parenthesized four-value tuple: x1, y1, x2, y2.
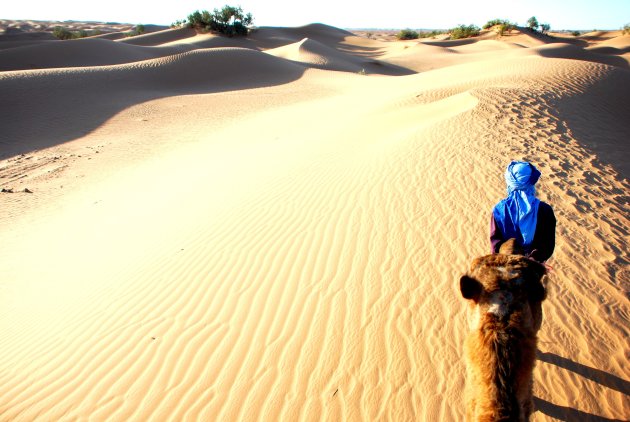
(527, 275, 547, 302)
(499, 238, 520, 255)
(460, 275, 482, 301)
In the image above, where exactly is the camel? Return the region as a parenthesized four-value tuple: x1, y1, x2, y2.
(459, 239, 547, 421)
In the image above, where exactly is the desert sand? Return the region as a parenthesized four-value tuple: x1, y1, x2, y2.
(0, 20, 628, 421)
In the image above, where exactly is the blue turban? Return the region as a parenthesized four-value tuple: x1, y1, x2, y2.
(492, 161, 541, 248)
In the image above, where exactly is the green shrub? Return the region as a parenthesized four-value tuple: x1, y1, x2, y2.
(186, 5, 253, 36)
(419, 30, 446, 38)
(483, 19, 515, 35)
(623, 23, 630, 35)
(483, 19, 509, 29)
(52, 26, 74, 40)
(125, 24, 146, 37)
(52, 26, 91, 40)
(396, 29, 419, 40)
(527, 16, 539, 32)
(539, 23, 551, 35)
(483, 19, 499, 29)
(496, 24, 510, 36)
(449, 24, 480, 40)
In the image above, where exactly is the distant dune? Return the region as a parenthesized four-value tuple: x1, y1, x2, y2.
(0, 19, 628, 421)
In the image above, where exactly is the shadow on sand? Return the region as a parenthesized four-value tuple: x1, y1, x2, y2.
(0, 37, 416, 160)
(534, 397, 627, 422)
(555, 70, 630, 180)
(1, 49, 305, 159)
(536, 44, 629, 70)
(537, 351, 630, 395)
(534, 351, 629, 421)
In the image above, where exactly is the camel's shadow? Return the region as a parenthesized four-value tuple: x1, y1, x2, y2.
(533, 397, 626, 422)
(534, 351, 629, 421)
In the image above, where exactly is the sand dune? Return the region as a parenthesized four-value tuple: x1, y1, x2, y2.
(266, 37, 409, 74)
(591, 34, 630, 48)
(267, 37, 357, 69)
(533, 42, 630, 68)
(1, 20, 629, 421)
(447, 39, 525, 53)
(281, 23, 357, 44)
(0, 48, 307, 157)
(581, 30, 624, 43)
(585, 34, 630, 59)
(0, 38, 187, 71)
(118, 27, 197, 46)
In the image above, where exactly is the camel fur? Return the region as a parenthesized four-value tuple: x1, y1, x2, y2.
(460, 239, 547, 421)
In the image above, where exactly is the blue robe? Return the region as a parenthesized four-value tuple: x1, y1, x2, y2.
(492, 161, 541, 248)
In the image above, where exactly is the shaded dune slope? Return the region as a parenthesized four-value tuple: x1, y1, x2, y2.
(0, 39, 54, 51)
(0, 48, 306, 157)
(0, 38, 186, 71)
(90, 31, 132, 41)
(585, 35, 630, 56)
(534, 42, 629, 69)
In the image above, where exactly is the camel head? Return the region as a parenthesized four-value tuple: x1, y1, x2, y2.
(460, 251, 547, 329)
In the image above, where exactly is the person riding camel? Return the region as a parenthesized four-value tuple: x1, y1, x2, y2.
(490, 161, 556, 263)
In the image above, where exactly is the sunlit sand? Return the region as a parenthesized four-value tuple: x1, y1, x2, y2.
(1, 21, 628, 420)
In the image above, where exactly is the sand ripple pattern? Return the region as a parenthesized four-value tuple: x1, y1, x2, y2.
(1, 27, 629, 422)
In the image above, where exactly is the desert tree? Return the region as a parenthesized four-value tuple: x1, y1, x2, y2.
(483, 19, 515, 36)
(187, 5, 253, 36)
(52, 26, 74, 40)
(52, 26, 92, 40)
(527, 16, 539, 32)
(419, 30, 446, 38)
(483, 19, 512, 29)
(397, 29, 419, 40)
(539, 23, 550, 34)
(450, 24, 480, 40)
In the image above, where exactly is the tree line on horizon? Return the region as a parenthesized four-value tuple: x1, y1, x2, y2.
(50, 7, 629, 42)
(52, 24, 145, 40)
(395, 16, 555, 41)
(51, 4, 256, 40)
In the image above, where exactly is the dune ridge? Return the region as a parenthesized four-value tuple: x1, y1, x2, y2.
(0, 47, 308, 157)
(1, 21, 629, 421)
(0, 38, 186, 71)
(266, 37, 406, 74)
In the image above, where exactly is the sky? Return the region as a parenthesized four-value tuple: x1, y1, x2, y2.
(3, 0, 628, 30)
